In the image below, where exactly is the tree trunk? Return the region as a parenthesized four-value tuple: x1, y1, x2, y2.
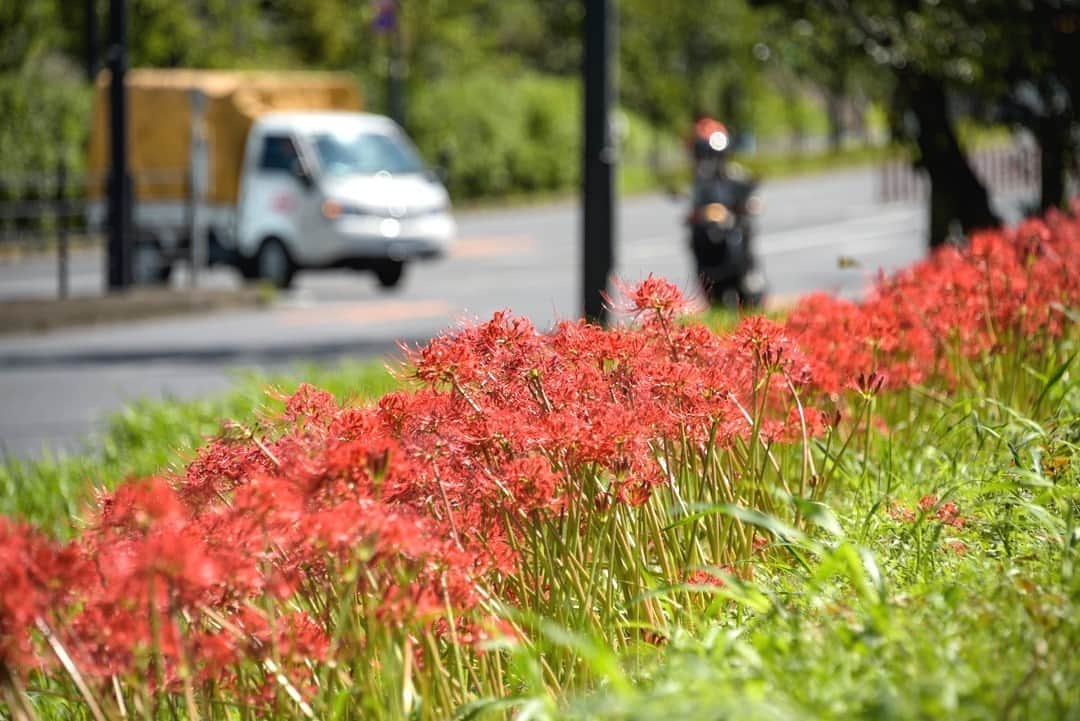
(826, 90, 844, 153)
(1036, 118, 1067, 212)
(902, 72, 1000, 248)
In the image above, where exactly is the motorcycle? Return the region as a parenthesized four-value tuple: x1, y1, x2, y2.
(686, 131, 767, 307)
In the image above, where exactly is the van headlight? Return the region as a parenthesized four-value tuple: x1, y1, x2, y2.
(322, 199, 343, 219)
(324, 200, 378, 219)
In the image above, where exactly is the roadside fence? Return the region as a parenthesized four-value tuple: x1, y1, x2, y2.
(878, 143, 1041, 204)
(0, 167, 188, 300)
(0, 163, 91, 299)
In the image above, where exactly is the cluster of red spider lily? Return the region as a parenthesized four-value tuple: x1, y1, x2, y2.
(786, 209, 1079, 394)
(887, 494, 967, 529)
(1, 204, 1077, 710)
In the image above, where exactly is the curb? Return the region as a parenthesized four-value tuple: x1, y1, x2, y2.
(0, 287, 272, 335)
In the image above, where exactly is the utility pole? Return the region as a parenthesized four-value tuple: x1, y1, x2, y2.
(582, 0, 616, 324)
(188, 89, 209, 287)
(388, 17, 406, 129)
(106, 0, 132, 290)
(374, 0, 405, 128)
(85, 0, 99, 82)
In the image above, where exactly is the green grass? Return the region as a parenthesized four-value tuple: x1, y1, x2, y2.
(0, 358, 399, 538)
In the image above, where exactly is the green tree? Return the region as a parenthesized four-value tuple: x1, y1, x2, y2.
(619, 0, 772, 155)
(753, 0, 1080, 246)
(0, 1, 62, 72)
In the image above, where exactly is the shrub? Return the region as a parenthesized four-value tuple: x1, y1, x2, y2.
(0, 57, 91, 179)
(409, 70, 582, 199)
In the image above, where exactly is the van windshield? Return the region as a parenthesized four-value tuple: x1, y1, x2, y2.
(310, 131, 426, 176)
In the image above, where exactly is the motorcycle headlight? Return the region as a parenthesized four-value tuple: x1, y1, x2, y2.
(702, 203, 732, 225)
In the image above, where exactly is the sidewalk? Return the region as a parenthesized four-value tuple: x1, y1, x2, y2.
(0, 285, 270, 335)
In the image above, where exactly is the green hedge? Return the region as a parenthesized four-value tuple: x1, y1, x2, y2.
(409, 71, 582, 199)
(0, 58, 90, 180)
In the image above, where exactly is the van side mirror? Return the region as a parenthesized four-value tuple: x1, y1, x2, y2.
(290, 158, 314, 189)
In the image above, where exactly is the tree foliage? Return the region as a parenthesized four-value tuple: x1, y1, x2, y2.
(753, 0, 1080, 243)
(9, 0, 1065, 209)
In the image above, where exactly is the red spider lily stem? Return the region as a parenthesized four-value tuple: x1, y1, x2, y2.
(785, 377, 815, 520)
(430, 463, 465, 553)
(449, 376, 483, 415)
(860, 392, 876, 491)
(0, 664, 39, 721)
(224, 421, 281, 469)
(439, 579, 480, 698)
(262, 658, 315, 719)
(177, 640, 201, 721)
(35, 618, 108, 721)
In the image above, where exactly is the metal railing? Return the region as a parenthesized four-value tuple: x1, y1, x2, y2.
(0, 164, 92, 299)
(878, 143, 1041, 204)
(0, 167, 190, 300)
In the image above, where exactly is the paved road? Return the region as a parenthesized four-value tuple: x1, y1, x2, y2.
(0, 166, 1026, 459)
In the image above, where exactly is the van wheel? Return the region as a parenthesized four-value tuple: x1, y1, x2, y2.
(374, 260, 405, 290)
(256, 238, 295, 289)
(132, 237, 171, 286)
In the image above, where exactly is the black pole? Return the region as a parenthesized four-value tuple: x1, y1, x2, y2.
(106, 0, 131, 290)
(582, 0, 615, 324)
(57, 159, 69, 300)
(85, 0, 99, 82)
(388, 16, 406, 129)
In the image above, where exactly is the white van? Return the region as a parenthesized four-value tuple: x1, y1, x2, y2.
(87, 70, 454, 289)
(235, 112, 455, 288)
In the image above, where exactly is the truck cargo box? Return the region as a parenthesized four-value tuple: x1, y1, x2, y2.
(87, 69, 362, 206)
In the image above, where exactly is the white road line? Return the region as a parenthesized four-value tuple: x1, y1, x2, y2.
(623, 207, 922, 263)
(763, 225, 919, 256)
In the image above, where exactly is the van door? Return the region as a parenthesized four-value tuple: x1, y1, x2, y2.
(237, 131, 321, 265)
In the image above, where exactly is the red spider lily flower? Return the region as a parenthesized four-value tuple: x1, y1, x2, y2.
(945, 540, 968, 555)
(499, 455, 563, 512)
(180, 436, 271, 511)
(611, 274, 694, 323)
(886, 501, 916, 523)
(893, 495, 969, 529)
(935, 501, 966, 529)
(854, 371, 886, 397)
(917, 494, 939, 512)
(0, 519, 86, 671)
(686, 566, 735, 588)
(94, 476, 187, 534)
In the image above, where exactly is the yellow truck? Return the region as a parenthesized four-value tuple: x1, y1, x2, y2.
(88, 70, 454, 288)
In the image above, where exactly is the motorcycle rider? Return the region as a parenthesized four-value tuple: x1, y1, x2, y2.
(686, 113, 766, 307)
(689, 112, 745, 184)
(691, 113, 730, 159)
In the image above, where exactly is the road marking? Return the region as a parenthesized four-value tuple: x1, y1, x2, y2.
(451, 235, 534, 258)
(762, 224, 918, 256)
(628, 206, 921, 258)
(277, 299, 450, 326)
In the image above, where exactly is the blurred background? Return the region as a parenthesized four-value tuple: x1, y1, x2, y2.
(0, 0, 1077, 457)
